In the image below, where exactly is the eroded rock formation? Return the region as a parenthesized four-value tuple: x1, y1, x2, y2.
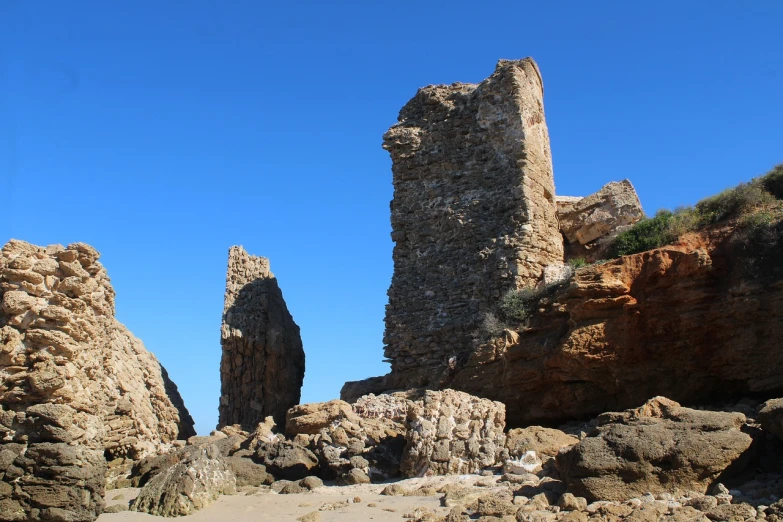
(447, 224, 783, 427)
(380, 58, 563, 389)
(557, 179, 645, 262)
(0, 239, 195, 521)
(218, 246, 305, 431)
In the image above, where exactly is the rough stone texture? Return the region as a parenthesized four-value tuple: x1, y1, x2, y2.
(505, 426, 578, 460)
(253, 440, 319, 481)
(218, 245, 305, 431)
(0, 240, 195, 521)
(380, 58, 563, 389)
(285, 400, 359, 436)
(285, 396, 410, 483)
(439, 225, 783, 428)
(757, 398, 783, 441)
(400, 389, 506, 477)
(557, 180, 644, 262)
(131, 444, 236, 517)
(556, 398, 754, 501)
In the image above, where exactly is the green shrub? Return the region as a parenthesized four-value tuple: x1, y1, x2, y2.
(498, 287, 537, 323)
(609, 210, 677, 258)
(733, 211, 783, 279)
(694, 181, 775, 224)
(761, 164, 783, 199)
(568, 257, 587, 269)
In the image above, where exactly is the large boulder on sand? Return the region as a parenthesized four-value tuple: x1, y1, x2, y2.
(556, 397, 753, 501)
(131, 444, 236, 517)
(400, 390, 506, 477)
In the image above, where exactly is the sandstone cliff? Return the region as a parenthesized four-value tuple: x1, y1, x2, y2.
(218, 246, 305, 431)
(444, 223, 783, 427)
(381, 58, 563, 389)
(0, 239, 195, 521)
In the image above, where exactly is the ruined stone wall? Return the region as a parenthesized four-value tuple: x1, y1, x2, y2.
(0, 239, 195, 521)
(381, 58, 563, 387)
(218, 246, 305, 431)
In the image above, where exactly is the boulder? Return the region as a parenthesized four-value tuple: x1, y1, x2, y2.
(131, 444, 236, 517)
(224, 456, 272, 487)
(757, 398, 783, 440)
(557, 180, 644, 261)
(255, 441, 319, 481)
(400, 390, 506, 477)
(556, 398, 754, 501)
(218, 246, 305, 430)
(505, 426, 578, 461)
(285, 400, 360, 436)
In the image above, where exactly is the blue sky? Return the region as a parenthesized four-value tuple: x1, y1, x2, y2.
(2, 1, 781, 434)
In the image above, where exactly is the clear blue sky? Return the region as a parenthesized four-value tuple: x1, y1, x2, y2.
(2, 1, 781, 434)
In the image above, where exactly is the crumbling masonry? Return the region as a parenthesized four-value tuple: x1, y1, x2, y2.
(380, 58, 563, 388)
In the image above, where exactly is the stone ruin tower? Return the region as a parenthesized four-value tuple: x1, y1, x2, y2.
(218, 246, 305, 430)
(381, 58, 563, 387)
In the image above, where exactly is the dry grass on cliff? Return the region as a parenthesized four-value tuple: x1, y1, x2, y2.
(611, 164, 783, 258)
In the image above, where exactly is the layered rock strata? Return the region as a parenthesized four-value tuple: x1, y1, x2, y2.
(381, 58, 564, 388)
(446, 224, 783, 427)
(0, 239, 195, 521)
(557, 179, 645, 262)
(218, 246, 305, 430)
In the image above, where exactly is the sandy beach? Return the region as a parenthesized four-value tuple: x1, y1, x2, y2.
(98, 475, 495, 521)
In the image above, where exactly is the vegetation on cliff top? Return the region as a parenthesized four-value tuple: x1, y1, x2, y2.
(610, 164, 783, 258)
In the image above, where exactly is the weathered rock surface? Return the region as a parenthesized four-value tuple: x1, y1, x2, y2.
(285, 395, 410, 483)
(285, 400, 359, 436)
(401, 390, 506, 477)
(758, 398, 783, 441)
(556, 397, 753, 501)
(557, 180, 644, 262)
(218, 246, 305, 430)
(505, 426, 578, 460)
(379, 57, 563, 390)
(442, 225, 783, 427)
(0, 239, 195, 521)
(131, 444, 236, 517)
(254, 440, 319, 481)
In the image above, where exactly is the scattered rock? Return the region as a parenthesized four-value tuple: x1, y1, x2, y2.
(131, 444, 237, 516)
(557, 493, 588, 512)
(256, 441, 319, 481)
(224, 456, 272, 487)
(557, 398, 753, 501)
(381, 483, 409, 496)
(300, 476, 324, 490)
(279, 482, 306, 494)
(296, 511, 320, 522)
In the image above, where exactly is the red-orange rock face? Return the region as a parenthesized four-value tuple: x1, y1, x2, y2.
(444, 224, 783, 427)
